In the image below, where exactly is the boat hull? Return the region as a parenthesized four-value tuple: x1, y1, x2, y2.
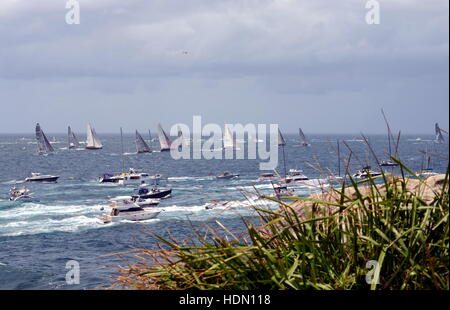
(135, 199, 160, 207)
(133, 189, 172, 199)
(85, 146, 103, 150)
(25, 176, 59, 182)
(216, 174, 239, 180)
(101, 210, 160, 223)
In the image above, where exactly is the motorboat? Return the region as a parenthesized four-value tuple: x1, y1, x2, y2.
(352, 166, 382, 179)
(416, 169, 438, 178)
(216, 172, 239, 180)
(117, 168, 153, 185)
(380, 160, 398, 167)
(98, 173, 124, 183)
(9, 187, 39, 202)
(271, 184, 296, 198)
(132, 187, 172, 199)
(25, 173, 59, 183)
(258, 172, 277, 181)
(100, 200, 160, 223)
(99, 169, 162, 185)
(285, 169, 309, 183)
(134, 197, 160, 207)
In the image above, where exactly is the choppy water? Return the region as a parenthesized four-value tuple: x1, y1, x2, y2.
(0, 133, 447, 289)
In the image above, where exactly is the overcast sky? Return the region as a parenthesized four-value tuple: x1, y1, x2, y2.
(0, 0, 448, 134)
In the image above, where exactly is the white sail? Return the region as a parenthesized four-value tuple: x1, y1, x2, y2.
(135, 130, 151, 153)
(68, 126, 80, 149)
(277, 128, 286, 146)
(86, 124, 103, 149)
(435, 123, 445, 143)
(157, 124, 172, 151)
(223, 124, 236, 149)
(36, 123, 54, 153)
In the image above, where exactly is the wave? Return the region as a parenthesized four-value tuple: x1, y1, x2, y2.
(0, 215, 105, 237)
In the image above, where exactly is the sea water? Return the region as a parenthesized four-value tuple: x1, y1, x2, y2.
(0, 133, 447, 289)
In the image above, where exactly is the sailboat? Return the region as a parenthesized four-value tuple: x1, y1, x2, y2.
(223, 124, 237, 149)
(277, 128, 287, 178)
(85, 124, 103, 150)
(148, 129, 158, 142)
(35, 123, 55, 154)
(157, 124, 172, 152)
(68, 126, 81, 149)
(435, 123, 445, 143)
(298, 128, 311, 147)
(135, 130, 151, 153)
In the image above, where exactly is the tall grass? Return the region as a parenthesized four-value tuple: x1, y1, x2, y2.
(112, 159, 449, 290)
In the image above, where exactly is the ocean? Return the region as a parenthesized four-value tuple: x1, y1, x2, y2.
(0, 133, 448, 289)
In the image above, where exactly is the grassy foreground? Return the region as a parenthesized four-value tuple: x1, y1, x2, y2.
(112, 162, 449, 290)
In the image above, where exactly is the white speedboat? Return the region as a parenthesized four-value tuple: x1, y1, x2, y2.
(258, 172, 277, 181)
(134, 197, 160, 207)
(117, 168, 155, 185)
(416, 169, 438, 178)
(9, 187, 40, 202)
(100, 200, 160, 223)
(25, 173, 59, 182)
(352, 166, 382, 179)
(271, 184, 296, 198)
(285, 169, 309, 183)
(109, 196, 160, 207)
(380, 160, 398, 167)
